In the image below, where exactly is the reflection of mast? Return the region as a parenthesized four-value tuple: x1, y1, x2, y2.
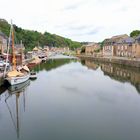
(5, 92, 20, 139)
(16, 92, 20, 139)
(5, 80, 30, 139)
(23, 91, 26, 112)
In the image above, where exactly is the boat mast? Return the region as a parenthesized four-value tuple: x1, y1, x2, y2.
(3, 20, 12, 77)
(11, 22, 16, 70)
(20, 40, 23, 66)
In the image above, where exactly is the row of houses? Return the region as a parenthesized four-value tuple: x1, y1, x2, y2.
(77, 34, 140, 58)
(26, 46, 70, 59)
(103, 34, 140, 58)
(0, 32, 25, 55)
(0, 31, 70, 59)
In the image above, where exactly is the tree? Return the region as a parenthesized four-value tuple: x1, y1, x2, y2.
(0, 19, 81, 51)
(130, 30, 140, 37)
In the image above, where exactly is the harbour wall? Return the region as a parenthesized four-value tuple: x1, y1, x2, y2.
(76, 55, 140, 68)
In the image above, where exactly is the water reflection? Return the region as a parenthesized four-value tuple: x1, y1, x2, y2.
(32, 59, 77, 72)
(0, 85, 7, 95)
(81, 59, 140, 93)
(5, 80, 30, 139)
(0, 58, 140, 140)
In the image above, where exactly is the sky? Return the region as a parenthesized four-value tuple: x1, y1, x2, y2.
(0, 0, 140, 42)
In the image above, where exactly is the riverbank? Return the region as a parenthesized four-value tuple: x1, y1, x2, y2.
(76, 55, 140, 68)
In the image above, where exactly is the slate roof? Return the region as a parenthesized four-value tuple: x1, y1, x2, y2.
(103, 34, 130, 45)
(118, 37, 135, 44)
(0, 31, 8, 39)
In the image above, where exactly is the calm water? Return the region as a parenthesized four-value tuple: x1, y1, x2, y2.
(0, 59, 140, 140)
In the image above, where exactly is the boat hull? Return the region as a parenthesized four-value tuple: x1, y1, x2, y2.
(30, 75, 37, 79)
(6, 73, 30, 85)
(8, 80, 30, 94)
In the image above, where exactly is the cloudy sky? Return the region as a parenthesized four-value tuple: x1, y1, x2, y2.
(0, 0, 140, 42)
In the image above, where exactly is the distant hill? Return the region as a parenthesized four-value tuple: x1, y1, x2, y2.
(0, 19, 81, 50)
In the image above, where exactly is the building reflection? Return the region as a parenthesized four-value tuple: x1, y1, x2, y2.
(82, 59, 140, 93)
(81, 59, 99, 70)
(101, 63, 140, 93)
(5, 80, 30, 139)
(32, 59, 76, 72)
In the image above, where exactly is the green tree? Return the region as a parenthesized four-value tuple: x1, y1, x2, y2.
(130, 30, 140, 37)
(0, 19, 82, 51)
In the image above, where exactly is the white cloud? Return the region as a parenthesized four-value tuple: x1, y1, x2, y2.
(0, 0, 140, 42)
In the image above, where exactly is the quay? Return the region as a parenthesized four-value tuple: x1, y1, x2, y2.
(77, 55, 140, 68)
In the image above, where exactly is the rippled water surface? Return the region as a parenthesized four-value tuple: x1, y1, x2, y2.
(0, 59, 140, 140)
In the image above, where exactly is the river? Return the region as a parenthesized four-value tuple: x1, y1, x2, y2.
(0, 58, 140, 140)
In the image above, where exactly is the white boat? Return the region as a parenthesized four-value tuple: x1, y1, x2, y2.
(0, 60, 4, 67)
(41, 57, 47, 62)
(6, 70, 30, 85)
(8, 79, 30, 94)
(4, 21, 30, 85)
(30, 71, 37, 79)
(0, 60, 10, 67)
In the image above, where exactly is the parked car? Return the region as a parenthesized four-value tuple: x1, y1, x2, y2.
(0, 60, 10, 67)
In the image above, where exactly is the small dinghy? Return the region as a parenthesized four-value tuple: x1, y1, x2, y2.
(30, 71, 37, 79)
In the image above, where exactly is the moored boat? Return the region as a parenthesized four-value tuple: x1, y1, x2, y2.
(6, 69, 30, 85)
(30, 71, 37, 79)
(27, 56, 42, 68)
(8, 79, 30, 94)
(4, 21, 30, 85)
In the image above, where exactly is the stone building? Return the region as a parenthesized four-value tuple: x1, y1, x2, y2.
(115, 37, 135, 57)
(85, 43, 100, 55)
(103, 34, 128, 57)
(132, 35, 140, 58)
(76, 48, 81, 55)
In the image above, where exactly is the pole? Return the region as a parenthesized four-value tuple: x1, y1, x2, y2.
(12, 23, 16, 70)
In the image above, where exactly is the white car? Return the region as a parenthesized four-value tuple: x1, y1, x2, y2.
(0, 60, 4, 67)
(0, 60, 10, 67)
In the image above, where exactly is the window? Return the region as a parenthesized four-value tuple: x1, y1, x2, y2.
(125, 46, 127, 50)
(118, 46, 120, 50)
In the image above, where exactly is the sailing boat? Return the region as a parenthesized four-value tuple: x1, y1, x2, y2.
(5, 21, 30, 85)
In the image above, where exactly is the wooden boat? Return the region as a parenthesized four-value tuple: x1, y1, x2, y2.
(30, 71, 37, 79)
(27, 56, 42, 68)
(6, 69, 30, 85)
(27, 62, 36, 67)
(8, 79, 30, 94)
(4, 21, 30, 85)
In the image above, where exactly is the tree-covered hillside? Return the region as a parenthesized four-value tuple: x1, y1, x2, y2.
(0, 19, 81, 50)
